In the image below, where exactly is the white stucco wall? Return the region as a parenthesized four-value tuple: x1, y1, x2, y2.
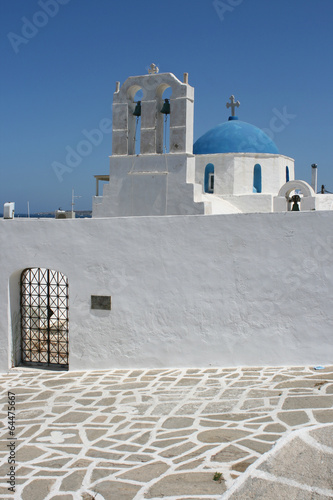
(195, 153, 295, 195)
(1, 211, 332, 372)
(315, 194, 333, 211)
(92, 154, 204, 217)
(219, 194, 273, 213)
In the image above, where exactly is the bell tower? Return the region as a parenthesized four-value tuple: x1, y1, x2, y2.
(111, 66, 194, 156)
(92, 67, 205, 218)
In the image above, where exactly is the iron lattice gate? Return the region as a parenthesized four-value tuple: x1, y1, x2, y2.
(21, 268, 69, 367)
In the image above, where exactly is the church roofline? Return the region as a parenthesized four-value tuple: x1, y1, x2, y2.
(193, 152, 294, 161)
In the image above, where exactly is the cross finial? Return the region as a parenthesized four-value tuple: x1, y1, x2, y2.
(148, 63, 159, 74)
(226, 95, 240, 116)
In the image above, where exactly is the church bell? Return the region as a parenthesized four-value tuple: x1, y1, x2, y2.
(133, 101, 141, 117)
(161, 98, 170, 115)
(290, 194, 300, 211)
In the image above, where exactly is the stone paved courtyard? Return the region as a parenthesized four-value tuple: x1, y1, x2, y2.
(0, 366, 333, 499)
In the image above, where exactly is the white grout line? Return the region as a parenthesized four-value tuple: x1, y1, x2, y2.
(251, 469, 333, 498)
(219, 422, 333, 500)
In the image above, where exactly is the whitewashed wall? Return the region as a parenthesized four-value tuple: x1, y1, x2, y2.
(93, 154, 204, 217)
(0, 211, 332, 372)
(195, 153, 295, 195)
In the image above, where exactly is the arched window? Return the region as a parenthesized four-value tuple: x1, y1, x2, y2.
(253, 164, 262, 193)
(133, 89, 143, 155)
(286, 166, 290, 183)
(204, 164, 214, 193)
(161, 87, 172, 153)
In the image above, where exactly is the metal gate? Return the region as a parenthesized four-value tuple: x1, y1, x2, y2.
(21, 268, 69, 367)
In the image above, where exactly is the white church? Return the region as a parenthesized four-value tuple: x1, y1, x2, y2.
(93, 64, 332, 218)
(0, 66, 332, 373)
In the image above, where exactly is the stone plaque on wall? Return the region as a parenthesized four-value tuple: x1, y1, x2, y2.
(91, 295, 111, 310)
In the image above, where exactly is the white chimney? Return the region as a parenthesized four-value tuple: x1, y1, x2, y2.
(311, 164, 317, 193)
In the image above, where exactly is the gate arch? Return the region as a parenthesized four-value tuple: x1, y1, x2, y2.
(20, 268, 69, 368)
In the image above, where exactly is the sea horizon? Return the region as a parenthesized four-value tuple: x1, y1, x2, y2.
(1, 211, 92, 219)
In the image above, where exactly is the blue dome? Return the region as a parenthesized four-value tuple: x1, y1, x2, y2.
(193, 119, 279, 155)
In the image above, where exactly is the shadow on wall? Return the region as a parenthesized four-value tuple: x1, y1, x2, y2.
(9, 270, 22, 368)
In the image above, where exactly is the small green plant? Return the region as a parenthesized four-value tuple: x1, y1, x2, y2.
(213, 472, 222, 482)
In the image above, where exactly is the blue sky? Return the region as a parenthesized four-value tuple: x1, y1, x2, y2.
(1, 0, 332, 213)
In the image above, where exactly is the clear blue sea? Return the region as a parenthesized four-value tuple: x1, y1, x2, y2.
(1, 213, 92, 219)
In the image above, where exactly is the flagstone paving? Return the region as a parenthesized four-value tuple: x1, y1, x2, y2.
(0, 366, 332, 499)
